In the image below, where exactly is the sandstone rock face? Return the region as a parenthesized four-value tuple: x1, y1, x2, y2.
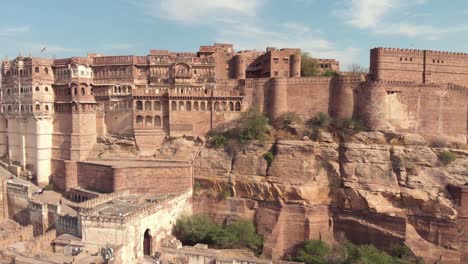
(192, 132, 468, 263)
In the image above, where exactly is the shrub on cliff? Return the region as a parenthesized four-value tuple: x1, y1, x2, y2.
(263, 151, 275, 167)
(237, 107, 269, 143)
(208, 107, 269, 148)
(308, 112, 331, 130)
(272, 112, 302, 130)
(438, 151, 456, 165)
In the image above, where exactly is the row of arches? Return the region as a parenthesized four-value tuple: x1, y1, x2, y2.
(4, 86, 50, 96)
(112, 85, 132, 94)
(54, 87, 93, 97)
(2, 103, 52, 113)
(95, 67, 132, 79)
(3, 66, 50, 78)
(171, 101, 241, 112)
(135, 115, 162, 127)
(135, 101, 162, 111)
(109, 101, 133, 111)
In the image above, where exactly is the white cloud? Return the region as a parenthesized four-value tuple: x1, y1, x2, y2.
(374, 23, 468, 39)
(216, 21, 361, 67)
(137, 0, 263, 24)
(0, 26, 30, 36)
(132, 0, 361, 67)
(339, 0, 468, 39)
(344, 0, 395, 29)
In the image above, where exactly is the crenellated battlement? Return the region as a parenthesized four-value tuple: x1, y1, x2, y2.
(372, 47, 425, 57)
(78, 190, 130, 210)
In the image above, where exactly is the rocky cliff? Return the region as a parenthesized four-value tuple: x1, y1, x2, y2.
(187, 131, 468, 264)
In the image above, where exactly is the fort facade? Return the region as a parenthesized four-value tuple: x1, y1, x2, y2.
(0, 44, 467, 195)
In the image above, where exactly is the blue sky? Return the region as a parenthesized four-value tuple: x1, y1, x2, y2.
(1, 0, 467, 69)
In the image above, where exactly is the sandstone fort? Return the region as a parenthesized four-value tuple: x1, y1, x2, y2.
(0, 43, 466, 263)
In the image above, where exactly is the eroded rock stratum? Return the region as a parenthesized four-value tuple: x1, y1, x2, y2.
(186, 132, 468, 263)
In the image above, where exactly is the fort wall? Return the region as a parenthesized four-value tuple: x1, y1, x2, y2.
(370, 48, 468, 86)
(355, 81, 468, 141)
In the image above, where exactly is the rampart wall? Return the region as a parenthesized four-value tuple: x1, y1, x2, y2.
(252, 76, 360, 121)
(355, 80, 468, 141)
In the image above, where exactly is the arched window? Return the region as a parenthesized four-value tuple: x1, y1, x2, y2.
(214, 102, 220, 111)
(186, 101, 191, 111)
(201, 102, 206, 111)
(19, 69, 23, 76)
(36, 104, 40, 111)
(45, 105, 49, 111)
(67, 88, 71, 95)
(81, 88, 85, 95)
(44, 67, 49, 74)
(136, 101, 143, 110)
(178, 101, 184, 111)
(136, 115, 143, 125)
(154, 116, 161, 126)
(207, 102, 212, 111)
(229, 102, 234, 111)
(154, 101, 161, 111)
(145, 101, 151, 111)
(145, 116, 152, 126)
(194, 102, 199, 111)
(235, 102, 241, 111)
(7, 89, 10, 95)
(45, 87, 49, 92)
(222, 102, 227, 111)
(35, 87, 40, 92)
(21, 105, 24, 112)
(7, 106, 11, 111)
(35, 67, 39, 73)
(171, 101, 177, 111)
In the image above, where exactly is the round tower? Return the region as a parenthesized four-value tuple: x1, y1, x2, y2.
(233, 54, 246, 79)
(355, 81, 389, 131)
(290, 54, 301, 77)
(269, 77, 288, 120)
(330, 76, 358, 119)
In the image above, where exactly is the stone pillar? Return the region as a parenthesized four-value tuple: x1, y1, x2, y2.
(269, 77, 288, 120)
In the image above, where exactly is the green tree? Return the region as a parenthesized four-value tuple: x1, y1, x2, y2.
(173, 215, 220, 245)
(295, 240, 330, 264)
(226, 220, 263, 254)
(301, 52, 320, 77)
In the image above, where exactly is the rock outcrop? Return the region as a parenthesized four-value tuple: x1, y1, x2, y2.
(167, 132, 468, 263)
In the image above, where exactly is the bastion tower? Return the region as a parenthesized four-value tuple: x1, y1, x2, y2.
(0, 57, 55, 186)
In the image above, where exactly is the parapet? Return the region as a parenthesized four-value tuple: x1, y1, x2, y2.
(371, 47, 425, 57)
(372, 47, 468, 59)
